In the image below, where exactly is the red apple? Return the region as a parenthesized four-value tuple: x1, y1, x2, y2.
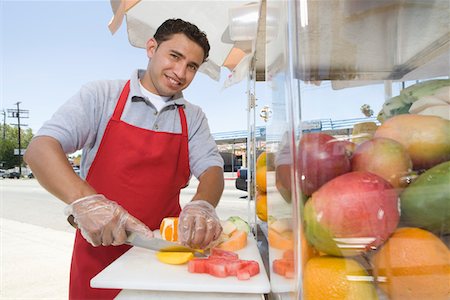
(304, 171, 399, 257)
(297, 133, 352, 196)
(351, 137, 413, 188)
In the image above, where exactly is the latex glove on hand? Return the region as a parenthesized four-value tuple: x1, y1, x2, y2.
(178, 200, 222, 249)
(65, 194, 153, 247)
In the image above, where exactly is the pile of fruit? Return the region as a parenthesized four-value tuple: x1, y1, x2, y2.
(156, 215, 261, 280)
(294, 89, 450, 299)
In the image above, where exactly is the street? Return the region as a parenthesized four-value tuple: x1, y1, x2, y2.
(0, 175, 249, 299)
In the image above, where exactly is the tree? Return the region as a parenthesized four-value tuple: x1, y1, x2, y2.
(0, 124, 34, 169)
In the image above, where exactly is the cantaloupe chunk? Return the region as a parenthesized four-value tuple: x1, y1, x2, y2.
(156, 251, 194, 265)
(217, 230, 248, 251)
(268, 228, 294, 250)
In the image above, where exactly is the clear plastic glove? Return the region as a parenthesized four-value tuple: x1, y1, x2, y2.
(65, 194, 153, 247)
(178, 200, 222, 249)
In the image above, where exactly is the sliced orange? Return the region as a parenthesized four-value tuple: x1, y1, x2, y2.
(217, 230, 248, 252)
(160, 217, 178, 242)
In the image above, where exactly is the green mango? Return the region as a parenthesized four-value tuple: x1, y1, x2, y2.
(400, 161, 450, 234)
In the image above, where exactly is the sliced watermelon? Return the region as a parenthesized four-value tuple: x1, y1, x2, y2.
(187, 249, 260, 280)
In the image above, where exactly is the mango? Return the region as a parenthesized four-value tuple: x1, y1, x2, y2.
(374, 114, 450, 170)
(400, 161, 450, 234)
(156, 251, 194, 265)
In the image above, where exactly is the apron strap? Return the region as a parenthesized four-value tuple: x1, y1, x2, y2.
(112, 80, 131, 121)
(178, 106, 188, 138)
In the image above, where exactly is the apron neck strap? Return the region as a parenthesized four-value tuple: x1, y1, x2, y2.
(177, 105, 188, 137)
(112, 80, 131, 121)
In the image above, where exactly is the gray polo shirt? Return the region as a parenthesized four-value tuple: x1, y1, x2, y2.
(36, 69, 224, 179)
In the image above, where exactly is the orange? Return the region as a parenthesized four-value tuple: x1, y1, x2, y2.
(268, 228, 294, 250)
(304, 256, 378, 300)
(160, 217, 178, 242)
(371, 227, 450, 300)
(217, 229, 247, 251)
(256, 152, 275, 171)
(256, 192, 267, 222)
(256, 165, 267, 192)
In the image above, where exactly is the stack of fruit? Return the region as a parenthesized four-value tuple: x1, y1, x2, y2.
(296, 97, 450, 299)
(255, 152, 275, 222)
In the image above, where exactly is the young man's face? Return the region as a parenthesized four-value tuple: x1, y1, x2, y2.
(145, 33, 205, 97)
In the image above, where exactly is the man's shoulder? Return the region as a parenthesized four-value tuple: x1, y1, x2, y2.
(82, 78, 128, 94)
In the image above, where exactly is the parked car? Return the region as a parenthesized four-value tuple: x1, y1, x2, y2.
(2, 171, 21, 179)
(235, 167, 248, 191)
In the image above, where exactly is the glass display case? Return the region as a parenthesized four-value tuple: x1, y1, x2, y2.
(263, 0, 449, 299)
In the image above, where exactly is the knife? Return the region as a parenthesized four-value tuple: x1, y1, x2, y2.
(67, 215, 206, 257)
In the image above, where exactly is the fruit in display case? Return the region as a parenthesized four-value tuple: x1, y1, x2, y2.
(351, 121, 378, 144)
(371, 227, 450, 300)
(303, 256, 378, 300)
(275, 164, 292, 203)
(377, 79, 450, 122)
(256, 165, 267, 192)
(351, 137, 413, 188)
(255, 191, 267, 222)
(400, 161, 450, 234)
(256, 151, 275, 171)
(297, 133, 352, 196)
(268, 228, 294, 251)
(304, 171, 400, 257)
(374, 114, 450, 170)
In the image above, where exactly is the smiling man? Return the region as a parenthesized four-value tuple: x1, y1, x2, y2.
(25, 19, 224, 299)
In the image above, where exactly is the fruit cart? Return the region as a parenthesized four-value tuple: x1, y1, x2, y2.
(262, 0, 450, 299)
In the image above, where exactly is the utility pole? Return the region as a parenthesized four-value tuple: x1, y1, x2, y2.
(7, 102, 29, 176)
(1, 110, 5, 141)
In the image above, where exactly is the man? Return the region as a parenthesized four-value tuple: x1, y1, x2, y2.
(25, 19, 224, 299)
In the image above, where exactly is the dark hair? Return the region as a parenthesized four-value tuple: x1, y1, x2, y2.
(154, 18, 210, 61)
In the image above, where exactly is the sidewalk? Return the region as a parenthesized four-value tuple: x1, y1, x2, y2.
(1, 218, 74, 299)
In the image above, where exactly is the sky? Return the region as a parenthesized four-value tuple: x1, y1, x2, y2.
(1, 0, 392, 136)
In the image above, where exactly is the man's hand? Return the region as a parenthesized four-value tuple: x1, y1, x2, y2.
(65, 194, 153, 247)
(178, 200, 222, 249)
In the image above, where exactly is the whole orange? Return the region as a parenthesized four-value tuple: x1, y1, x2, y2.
(303, 256, 378, 300)
(256, 192, 267, 222)
(256, 165, 267, 192)
(371, 227, 450, 300)
(160, 217, 178, 242)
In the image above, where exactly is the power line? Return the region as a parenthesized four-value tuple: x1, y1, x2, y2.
(7, 102, 29, 176)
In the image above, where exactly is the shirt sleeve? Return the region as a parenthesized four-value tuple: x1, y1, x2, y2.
(187, 108, 224, 178)
(35, 81, 103, 154)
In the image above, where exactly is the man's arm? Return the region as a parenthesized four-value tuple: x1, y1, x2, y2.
(178, 166, 224, 249)
(24, 136, 153, 246)
(191, 166, 224, 206)
(24, 136, 96, 204)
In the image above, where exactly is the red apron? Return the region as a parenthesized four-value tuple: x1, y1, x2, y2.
(69, 81, 190, 299)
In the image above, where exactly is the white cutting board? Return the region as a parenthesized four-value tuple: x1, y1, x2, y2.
(91, 236, 270, 294)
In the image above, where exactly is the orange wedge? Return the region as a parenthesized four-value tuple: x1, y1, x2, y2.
(160, 217, 178, 242)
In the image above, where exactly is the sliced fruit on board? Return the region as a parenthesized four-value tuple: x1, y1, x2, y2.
(159, 217, 178, 242)
(217, 230, 248, 252)
(227, 216, 250, 233)
(188, 248, 260, 280)
(156, 251, 193, 265)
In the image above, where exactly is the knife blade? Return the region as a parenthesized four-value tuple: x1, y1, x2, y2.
(126, 232, 206, 257)
(67, 215, 206, 257)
